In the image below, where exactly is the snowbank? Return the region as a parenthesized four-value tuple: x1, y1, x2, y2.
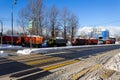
(17, 49, 32, 55)
(0, 44, 22, 50)
(0, 51, 8, 57)
(105, 53, 120, 72)
(17, 44, 118, 55)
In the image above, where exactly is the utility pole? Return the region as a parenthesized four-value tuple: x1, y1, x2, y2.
(28, 20, 33, 49)
(11, 0, 17, 46)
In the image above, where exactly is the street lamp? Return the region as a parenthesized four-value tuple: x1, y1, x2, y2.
(0, 20, 3, 47)
(11, 0, 17, 46)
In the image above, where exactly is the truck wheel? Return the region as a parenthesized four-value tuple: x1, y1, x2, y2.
(38, 44, 42, 48)
(22, 43, 25, 47)
(54, 45, 57, 47)
(64, 44, 66, 46)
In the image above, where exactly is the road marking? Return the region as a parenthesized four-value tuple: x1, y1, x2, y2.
(72, 64, 100, 80)
(72, 68, 90, 80)
(0, 59, 11, 63)
(43, 59, 80, 71)
(88, 64, 100, 72)
(15, 56, 53, 62)
(44, 51, 69, 56)
(0, 60, 13, 64)
(100, 69, 114, 79)
(11, 70, 45, 80)
(0, 58, 8, 62)
(0, 54, 47, 64)
(25, 57, 64, 66)
(11, 59, 80, 80)
(8, 54, 42, 60)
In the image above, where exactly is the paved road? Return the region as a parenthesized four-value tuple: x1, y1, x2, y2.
(44, 45, 120, 59)
(0, 44, 120, 80)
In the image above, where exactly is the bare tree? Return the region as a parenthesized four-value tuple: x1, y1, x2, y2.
(17, 0, 80, 39)
(79, 31, 88, 38)
(49, 5, 59, 38)
(43, 7, 51, 39)
(18, 0, 44, 35)
(68, 13, 79, 40)
(5, 29, 18, 35)
(60, 8, 70, 39)
(17, 7, 30, 34)
(34, 0, 44, 36)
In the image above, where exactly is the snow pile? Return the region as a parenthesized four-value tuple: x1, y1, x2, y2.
(17, 49, 32, 55)
(0, 51, 8, 57)
(17, 48, 52, 55)
(105, 53, 120, 72)
(89, 75, 102, 80)
(17, 44, 117, 55)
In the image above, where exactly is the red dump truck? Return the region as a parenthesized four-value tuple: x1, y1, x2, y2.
(106, 38, 116, 44)
(71, 38, 86, 46)
(86, 38, 98, 45)
(16, 35, 43, 47)
(71, 38, 98, 46)
(2, 35, 20, 44)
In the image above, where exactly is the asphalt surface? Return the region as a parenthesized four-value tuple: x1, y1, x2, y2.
(0, 44, 120, 80)
(44, 45, 120, 59)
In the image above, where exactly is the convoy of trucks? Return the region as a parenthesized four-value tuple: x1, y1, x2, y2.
(71, 37, 116, 46)
(0, 35, 43, 47)
(0, 35, 117, 48)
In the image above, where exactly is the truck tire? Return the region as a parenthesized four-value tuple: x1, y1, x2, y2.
(22, 42, 25, 47)
(38, 44, 42, 48)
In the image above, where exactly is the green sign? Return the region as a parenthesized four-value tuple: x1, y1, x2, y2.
(28, 20, 33, 28)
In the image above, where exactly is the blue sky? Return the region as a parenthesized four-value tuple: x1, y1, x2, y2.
(0, 0, 120, 32)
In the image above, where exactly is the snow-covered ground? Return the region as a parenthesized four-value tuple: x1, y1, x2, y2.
(105, 53, 120, 72)
(0, 44, 22, 50)
(0, 51, 8, 57)
(0, 44, 23, 57)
